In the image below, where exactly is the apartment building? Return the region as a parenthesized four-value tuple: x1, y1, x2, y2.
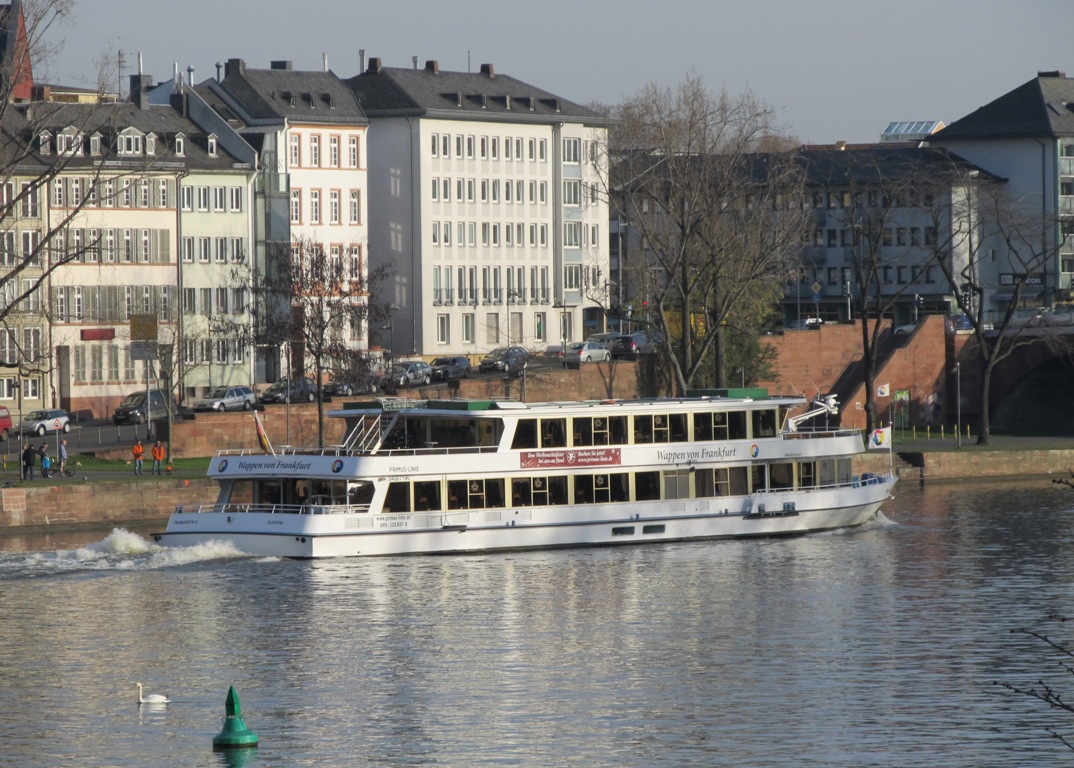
(201, 59, 370, 381)
(22, 78, 254, 417)
(930, 70, 1074, 309)
(347, 58, 612, 357)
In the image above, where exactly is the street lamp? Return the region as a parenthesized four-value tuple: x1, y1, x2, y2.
(553, 301, 568, 352)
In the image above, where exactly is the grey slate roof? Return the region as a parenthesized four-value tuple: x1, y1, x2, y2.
(346, 59, 611, 126)
(21, 100, 244, 170)
(795, 145, 1002, 186)
(934, 71, 1074, 141)
(212, 59, 367, 127)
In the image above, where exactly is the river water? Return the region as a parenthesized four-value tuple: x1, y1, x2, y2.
(1, 478, 1072, 767)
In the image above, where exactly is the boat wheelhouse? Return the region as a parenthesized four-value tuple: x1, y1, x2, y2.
(153, 393, 895, 558)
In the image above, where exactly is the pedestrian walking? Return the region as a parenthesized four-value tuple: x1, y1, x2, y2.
(41, 452, 51, 479)
(21, 442, 34, 480)
(151, 440, 165, 475)
(59, 439, 68, 476)
(132, 439, 145, 475)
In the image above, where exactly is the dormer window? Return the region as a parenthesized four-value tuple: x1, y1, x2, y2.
(174, 133, 185, 157)
(118, 129, 144, 156)
(89, 132, 102, 155)
(145, 133, 157, 155)
(207, 134, 218, 157)
(38, 131, 51, 155)
(57, 129, 84, 156)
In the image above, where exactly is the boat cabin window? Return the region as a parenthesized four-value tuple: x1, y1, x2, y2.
(448, 478, 506, 509)
(571, 415, 628, 447)
(384, 482, 410, 514)
(751, 465, 766, 491)
(573, 472, 629, 504)
(663, 469, 691, 499)
(769, 462, 794, 490)
(512, 418, 538, 449)
(693, 410, 748, 441)
(694, 466, 748, 497)
(541, 418, 567, 448)
(752, 409, 778, 438)
(800, 461, 817, 488)
(510, 475, 567, 506)
(635, 471, 661, 501)
(413, 480, 441, 511)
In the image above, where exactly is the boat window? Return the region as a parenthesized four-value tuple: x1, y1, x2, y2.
(694, 413, 716, 441)
(729, 466, 748, 495)
(608, 416, 628, 445)
(633, 415, 653, 444)
(347, 482, 374, 507)
(652, 414, 670, 442)
(528, 475, 569, 506)
(541, 418, 567, 448)
(729, 411, 748, 440)
(769, 462, 794, 490)
(799, 461, 817, 488)
(836, 458, 853, 485)
(663, 469, 691, 500)
(511, 478, 532, 506)
(752, 409, 778, 438)
(447, 479, 469, 509)
(751, 465, 767, 492)
(512, 419, 538, 449)
(384, 482, 410, 514)
(573, 417, 595, 447)
(818, 459, 836, 487)
(413, 480, 441, 511)
(635, 471, 661, 501)
(669, 413, 688, 442)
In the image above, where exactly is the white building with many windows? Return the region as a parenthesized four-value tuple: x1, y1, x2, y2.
(202, 59, 370, 382)
(347, 59, 612, 357)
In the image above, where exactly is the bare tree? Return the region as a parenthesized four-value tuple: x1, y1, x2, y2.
(256, 235, 388, 446)
(609, 73, 808, 394)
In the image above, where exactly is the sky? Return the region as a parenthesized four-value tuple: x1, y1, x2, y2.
(35, 0, 1074, 144)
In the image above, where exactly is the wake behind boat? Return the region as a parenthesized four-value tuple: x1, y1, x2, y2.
(152, 392, 896, 558)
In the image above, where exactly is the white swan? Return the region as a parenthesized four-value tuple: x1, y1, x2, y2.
(136, 682, 170, 705)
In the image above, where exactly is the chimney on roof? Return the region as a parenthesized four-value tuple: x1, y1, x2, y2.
(1039, 70, 1067, 79)
(425, 60, 439, 75)
(480, 63, 494, 78)
(129, 73, 153, 109)
(359, 49, 366, 72)
(270, 60, 293, 70)
(225, 58, 245, 78)
(186, 66, 194, 87)
(323, 52, 328, 72)
(368, 57, 382, 73)
(215, 62, 222, 81)
(412, 55, 418, 70)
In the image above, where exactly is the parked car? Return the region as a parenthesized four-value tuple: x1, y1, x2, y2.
(259, 378, 318, 404)
(322, 373, 379, 397)
(430, 355, 472, 381)
(0, 406, 12, 441)
(193, 385, 255, 412)
(584, 331, 621, 346)
(609, 331, 662, 359)
(113, 390, 171, 425)
(559, 341, 613, 368)
(478, 346, 528, 375)
(388, 360, 433, 389)
(20, 408, 71, 436)
(786, 317, 823, 331)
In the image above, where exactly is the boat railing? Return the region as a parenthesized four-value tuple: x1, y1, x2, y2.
(753, 471, 893, 497)
(215, 444, 499, 458)
(780, 427, 862, 440)
(174, 502, 373, 515)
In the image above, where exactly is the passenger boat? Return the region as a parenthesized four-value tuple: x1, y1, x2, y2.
(152, 393, 896, 558)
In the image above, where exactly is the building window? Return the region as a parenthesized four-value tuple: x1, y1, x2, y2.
(329, 136, 339, 167)
(564, 180, 581, 206)
(229, 187, 243, 211)
(463, 313, 474, 343)
(437, 314, 450, 344)
(289, 134, 300, 166)
(290, 190, 301, 223)
(564, 221, 581, 248)
(349, 136, 359, 167)
(349, 190, 360, 224)
(310, 190, 320, 223)
(330, 190, 340, 224)
(310, 135, 320, 167)
(563, 138, 580, 163)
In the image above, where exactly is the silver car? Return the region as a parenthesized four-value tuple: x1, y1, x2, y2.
(194, 385, 255, 412)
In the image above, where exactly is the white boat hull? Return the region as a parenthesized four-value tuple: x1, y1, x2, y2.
(153, 478, 894, 558)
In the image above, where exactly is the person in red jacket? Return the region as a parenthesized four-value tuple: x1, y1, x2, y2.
(132, 439, 145, 475)
(151, 440, 166, 476)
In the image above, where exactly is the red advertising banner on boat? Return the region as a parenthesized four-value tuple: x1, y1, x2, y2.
(520, 448, 622, 469)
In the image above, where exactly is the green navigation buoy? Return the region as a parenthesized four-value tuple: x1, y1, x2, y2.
(212, 686, 259, 750)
